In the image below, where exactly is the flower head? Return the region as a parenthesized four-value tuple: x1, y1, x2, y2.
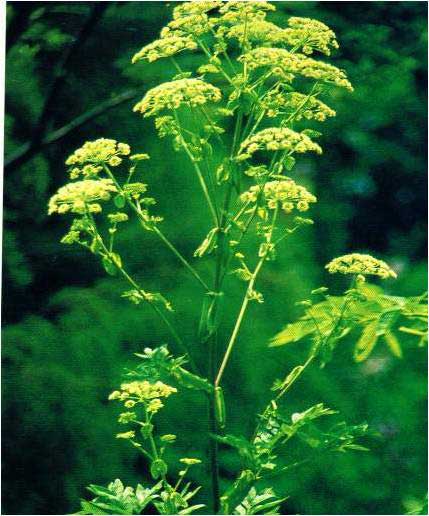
(161, 13, 212, 38)
(241, 179, 317, 214)
(110, 380, 177, 405)
(179, 458, 202, 466)
(237, 127, 322, 161)
(173, 1, 221, 19)
(240, 48, 353, 90)
(325, 253, 397, 279)
(262, 91, 336, 121)
(118, 412, 137, 424)
(283, 17, 339, 56)
(48, 179, 117, 215)
(116, 431, 136, 440)
(133, 78, 221, 117)
(132, 35, 197, 63)
(218, 1, 275, 24)
(65, 138, 130, 178)
(221, 20, 287, 46)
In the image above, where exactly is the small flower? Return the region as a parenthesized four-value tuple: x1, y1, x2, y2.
(130, 153, 150, 161)
(179, 458, 202, 466)
(133, 78, 222, 118)
(108, 390, 121, 400)
(160, 434, 177, 443)
(147, 398, 164, 414)
(108, 156, 122, 167)
(124, 399, 136, 408)
(108, 212, 129, 224)
(116, 431, 136, 440)
(118, 412, 137, 424)
(325, 253, 397, 279)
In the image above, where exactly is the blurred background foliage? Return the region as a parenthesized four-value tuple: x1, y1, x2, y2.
(2, 2, 427, 514)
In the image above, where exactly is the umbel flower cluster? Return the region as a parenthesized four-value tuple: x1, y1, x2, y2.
(241, 179, 317, 214)
(48, 178, 117, 215)
(326, 253, 398, 279)
(240, 48, 353, 90)
(109, 380, 177, 416)
(262, 91, 336, 121)
(65, 138, 131, 178)
(237, 127, 322, 161)
(133, 78, 222, 117)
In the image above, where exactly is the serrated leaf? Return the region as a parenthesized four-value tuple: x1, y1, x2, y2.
(102, 257, 117, 276)
(283, 155, 296, 171)
(384, 331, 402, 358)
(194, 227, 219, 258)
(114, 194, 126, 209)
(301, 129, 322, 139)
(273, 365, 304, 396)
(354, 320, 378, 362)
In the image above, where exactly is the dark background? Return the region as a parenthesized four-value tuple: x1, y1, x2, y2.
(2, 2, 428, 514)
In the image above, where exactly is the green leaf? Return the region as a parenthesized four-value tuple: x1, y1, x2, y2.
(150, 458, 168, 480)
(283, 155, 296, 171)
(194, 227, 219, 258)
(384, 331, 403, 358)
(102, 257, 117, 276)
(354, 320, 378, 362)
(301, 129, 322, 139)
(273, 365, 304, 396)
(114, 194, 126, 209)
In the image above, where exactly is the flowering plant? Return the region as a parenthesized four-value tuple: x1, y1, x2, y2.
(48, 2, 427, 514)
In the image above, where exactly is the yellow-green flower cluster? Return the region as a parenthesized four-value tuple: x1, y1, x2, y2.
(161, 13, 212, 38)
(221, 20, 288, 46)
(172, 1, 221, 19)
(133, 78, 221, 117)
(237, 127, 322, 161)
(241, 179, 317, 214)
(218, 1, 275, 24)
(240, 48, 353, 90)
(65, 138, 130, 178)
(263, 91, 336, 121)
(179, 458, 202, 466)
(325, 253, 397, 279)
(132, 35, 197, 63)
(108, 212, 129, 224)
(109, 380, 177, 415)
(48, 179, 117, 215)
(283, 17, 339, 55)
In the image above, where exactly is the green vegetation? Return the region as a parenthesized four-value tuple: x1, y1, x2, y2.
(3, 2, 427, 515)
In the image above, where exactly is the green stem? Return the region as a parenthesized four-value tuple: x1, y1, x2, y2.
(87, 212, 200, 373)
(153, 226, 211, 292)
(215, 208, 278, 387)
(103, 164, 211, 292)
(173, 111, 220, 227)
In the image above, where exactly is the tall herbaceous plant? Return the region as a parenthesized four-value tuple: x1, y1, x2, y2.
(48, 2, 427, 514)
